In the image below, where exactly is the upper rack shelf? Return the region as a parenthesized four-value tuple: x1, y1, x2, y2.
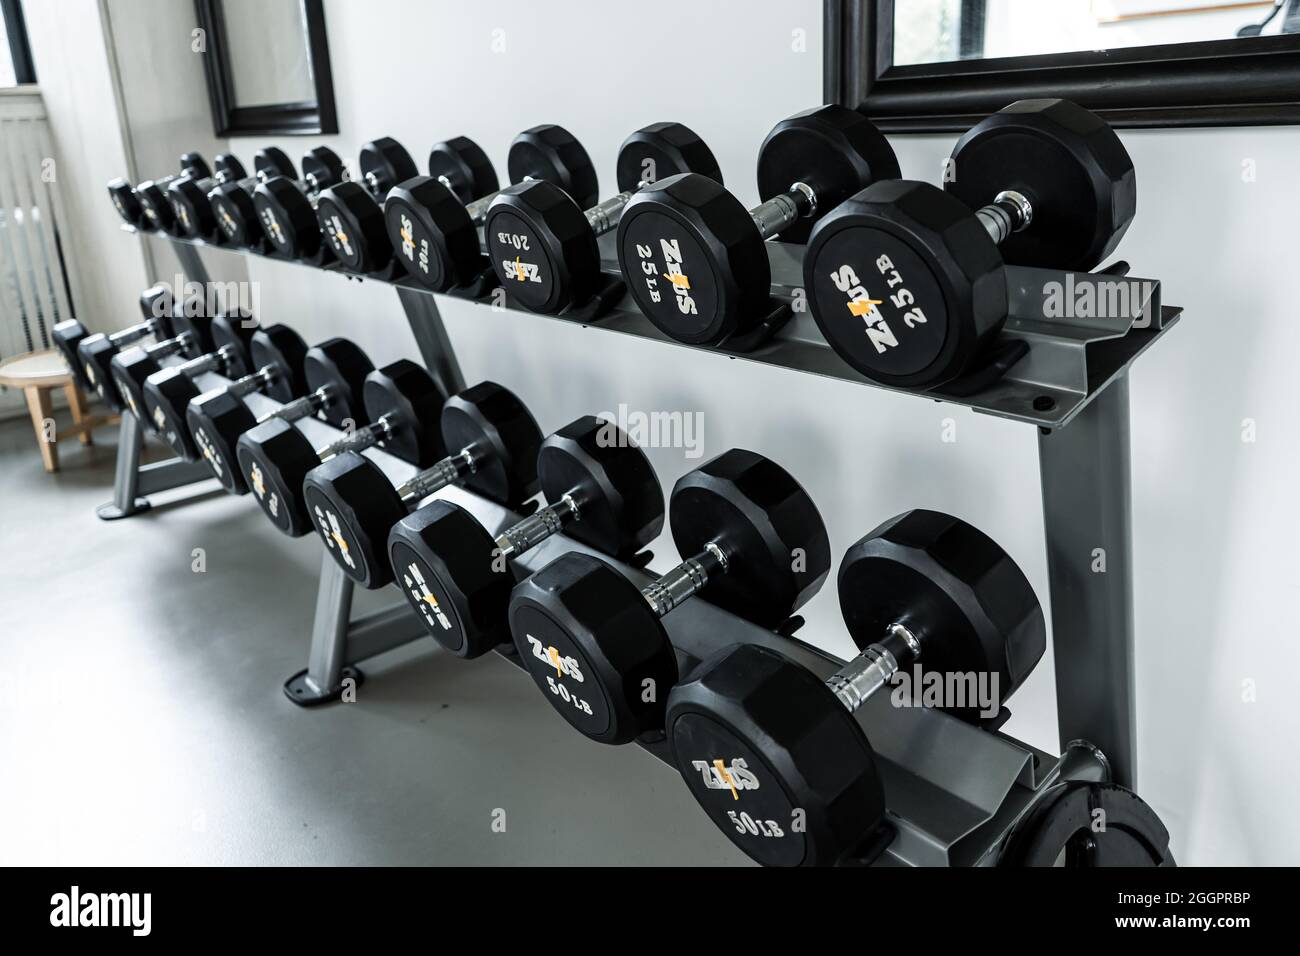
(126, 225, 1180, 430)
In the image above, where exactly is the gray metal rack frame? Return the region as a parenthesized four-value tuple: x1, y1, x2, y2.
(115, 225, 1179, 865)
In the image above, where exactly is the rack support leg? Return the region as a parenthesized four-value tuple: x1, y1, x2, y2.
(284, 551, 426, 706)
(1037, 374, 1137, 789)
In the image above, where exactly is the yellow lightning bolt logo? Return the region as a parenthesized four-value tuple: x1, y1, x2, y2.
(713, 759, 739, 800)
(669, 272, 691, 290)
(546, 646, 564, 678)
(847, 298, 883, 317)
(513, 255, 526, 281)
(331, 531, 350, 555)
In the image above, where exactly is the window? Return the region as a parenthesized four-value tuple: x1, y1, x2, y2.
(0, 0, 36, 88)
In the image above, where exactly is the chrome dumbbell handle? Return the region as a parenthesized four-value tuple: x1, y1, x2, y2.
(642, 541, 728, 617)
(393, 446, 477, 502)
(974, 190, 1033, 246)
(825, 623, 922, 713)
(257, 384, 334, 425)
(494, 494, 580, 559)
(175, 343, 236, 377)
(318, 413, 394, 460)
(749, 182, 816, 240)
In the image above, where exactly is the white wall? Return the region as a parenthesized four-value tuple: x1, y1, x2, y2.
(103, 0, 248, 292)
(22, 0, 148, 335)
(67, 0, 1300, 864)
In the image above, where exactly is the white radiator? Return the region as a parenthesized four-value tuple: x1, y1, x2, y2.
(0, 87, 79, 413)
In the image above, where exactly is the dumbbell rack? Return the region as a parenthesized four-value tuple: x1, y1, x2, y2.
(122, 223, 1179, 866)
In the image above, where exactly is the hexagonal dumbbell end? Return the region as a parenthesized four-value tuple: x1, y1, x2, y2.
(186, 391, 258, 494)
(509, 552, 679, 744)
(169, 176, 218, 240)
(235, 418, 321, 537)
(134, 180, 178, 235)
(316, 182, 391, 273)
(670, 448, 831, 628)
(838, 510, 1046, 721)
(77, 336, 128, 405)
(756, 104, 900, 245)
(53, 320, 94, 393)
(484, 180, 602, 314)
(143, 368, 206, 459)
(209, 180, 260, 247)
(303, 451, 407, 589)
(946, 98, 1136, 272)
(255, 178, 321, 258)
(360, 360, 448, 466)
(536, 416, 664, 559)
(108, 179, 144, 227)
(427, 136, 499, 205)
(111, 346, 173, 426)
(302, 337, 374, 429)
(617, 172, 770, 345)
(438, 381, 541, 507)
(359, 137, 418, 198)
(666, 642, 887, 867)
(389, 499, 516, 659)
(388, 413, 659, 661)
(805, 178, 1008, 389)
(384, 177, 485, 291)
(615, 122, 722, 193)
(507, 125, 598, 210)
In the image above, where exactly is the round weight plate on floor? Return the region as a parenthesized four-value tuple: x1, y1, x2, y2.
(1000, 781, 1175, 867)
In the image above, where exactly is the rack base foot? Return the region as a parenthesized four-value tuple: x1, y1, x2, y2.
(283, 666, 365, 707)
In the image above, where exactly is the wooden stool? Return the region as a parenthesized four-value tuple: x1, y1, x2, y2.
(0, 349, 117, 472)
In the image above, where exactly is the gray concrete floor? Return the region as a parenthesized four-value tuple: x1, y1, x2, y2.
(0, 415, 745, 865)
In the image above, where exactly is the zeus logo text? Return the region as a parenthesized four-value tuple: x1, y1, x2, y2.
(501, 259, 541, 283)
(657, 239, 696, 315)
(50, 886, 151, 937)
(829, 263, 897, 354)
(525, 635, 583, 682)
(693, 757, 760, 792)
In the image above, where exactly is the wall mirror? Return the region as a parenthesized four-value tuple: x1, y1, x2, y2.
(196, 0, 337, 136)
(826, 0, 1300, 129)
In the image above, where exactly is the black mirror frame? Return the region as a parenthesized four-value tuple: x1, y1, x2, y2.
(825, 0, 1300, 130)
(195, 0, 338, 137)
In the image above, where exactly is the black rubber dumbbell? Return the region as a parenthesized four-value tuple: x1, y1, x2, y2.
(666, 510, 1047, 867)
(313, 137, 419, 273)
(167, 153, 268, 241)
(305, 381, 542, 589)
(108, 310, 226, 423)
(53, 284, 173, 396)
(131, 152, 214, 237)
(388, 415, 664, 659)
(804, 99, 1136, 389)
(208, 149, 296, 247)
(204, 150, 297, 248)
(382, 136, 498, 291)
(236, 359, 445, 538)
(187, 338, 372, 496)
(107, 152, 209, 233)
(509, 449, 831, 744)
(252, 146, 349, 259)
(484, 123, 719, 316)
(140, 315, 261, 458)
(185, 324, 313, 486)
(617, 106, 900, 346)
(384, 133, 567, 292)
